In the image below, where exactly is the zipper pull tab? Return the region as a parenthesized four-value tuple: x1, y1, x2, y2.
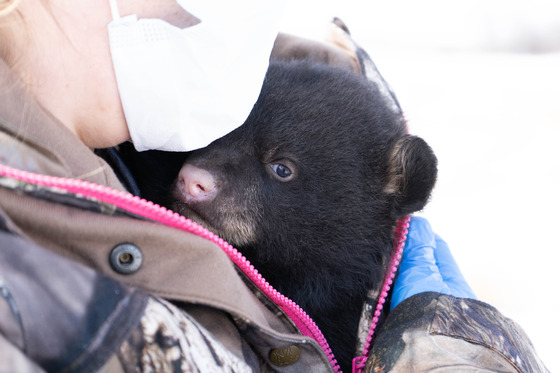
(352, 356, 367, 373)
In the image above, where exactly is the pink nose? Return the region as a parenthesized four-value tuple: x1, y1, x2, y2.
(178, 164, 219, 202)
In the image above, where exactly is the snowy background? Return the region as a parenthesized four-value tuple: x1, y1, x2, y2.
(279, 1, 559, 371)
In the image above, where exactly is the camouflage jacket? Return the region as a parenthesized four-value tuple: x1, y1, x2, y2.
(0, 36, 549, 373)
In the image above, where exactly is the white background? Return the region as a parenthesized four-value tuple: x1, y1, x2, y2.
(279, 1, 559, 371)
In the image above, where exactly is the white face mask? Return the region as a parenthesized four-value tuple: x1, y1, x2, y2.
(107, 0, 282, 152)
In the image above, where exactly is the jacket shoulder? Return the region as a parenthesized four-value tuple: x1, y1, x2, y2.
(0, 215, 252, 373)
(367, 292, 549, 373)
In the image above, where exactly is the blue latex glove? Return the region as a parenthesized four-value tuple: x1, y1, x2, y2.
(390, 216, 476, 310)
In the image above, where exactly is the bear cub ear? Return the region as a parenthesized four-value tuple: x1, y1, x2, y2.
(384, 135, 438, 219)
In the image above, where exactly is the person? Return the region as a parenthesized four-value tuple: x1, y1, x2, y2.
(0, 1, 548, 372)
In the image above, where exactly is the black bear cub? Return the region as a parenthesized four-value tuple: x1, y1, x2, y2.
(123, 59, 437, 371)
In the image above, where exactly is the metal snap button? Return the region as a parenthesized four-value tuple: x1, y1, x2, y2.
(269, 345, 301, 367)
(110, 243, 142, 274)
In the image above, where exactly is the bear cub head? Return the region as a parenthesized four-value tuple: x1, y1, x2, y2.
(168, 59, 437, 368)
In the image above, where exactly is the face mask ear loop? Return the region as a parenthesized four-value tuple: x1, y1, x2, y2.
(108, 0, 120, 20)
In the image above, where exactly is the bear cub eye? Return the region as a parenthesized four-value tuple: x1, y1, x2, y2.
(268, 161, 296, 181)
(273, 164, 291, 178)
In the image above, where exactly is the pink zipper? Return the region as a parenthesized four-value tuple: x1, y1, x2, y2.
(0, 164, 341, 372)
(0, 164, 410, 372)
(352, 216, 410, 373)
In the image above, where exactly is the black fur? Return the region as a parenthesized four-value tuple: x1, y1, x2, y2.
(118, 60, 437, 372)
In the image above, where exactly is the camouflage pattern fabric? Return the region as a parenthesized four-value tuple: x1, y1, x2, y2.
(118, 298, 252, 373)
(366, 292, 549, 373)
